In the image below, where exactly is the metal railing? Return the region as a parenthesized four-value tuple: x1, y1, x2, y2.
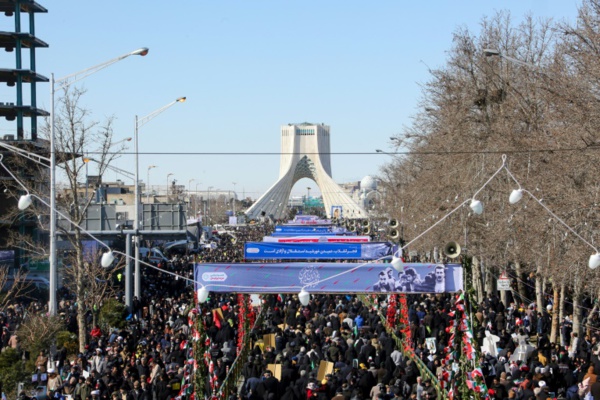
(216, 303, 267, 398)
(359, 295, 448, 400)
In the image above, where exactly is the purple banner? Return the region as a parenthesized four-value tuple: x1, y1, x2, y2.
(194, 262, 463, 294)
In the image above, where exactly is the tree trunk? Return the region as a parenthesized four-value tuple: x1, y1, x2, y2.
(515, 261, 526, 303)
(500, 276, 507, 309)
(483, 259, 495, 300)
(472, 256, 484, 303)
(75, 230, 87, 353)
(536, 262, 543, 314)
(550, 285, 559, 344)
(572, 275, 582, 337)
(585, 288, 600, 337)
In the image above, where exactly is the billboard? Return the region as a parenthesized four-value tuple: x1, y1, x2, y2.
(262, 236, 371, 243)
(244, 242, 394, 260)
(194, 262, 463, 294)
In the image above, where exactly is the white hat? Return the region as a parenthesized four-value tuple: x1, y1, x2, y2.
(539, 381, 546, 388)
(91, 390, 100, 396)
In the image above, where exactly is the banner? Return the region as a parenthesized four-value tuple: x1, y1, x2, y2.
(275, 225, 333, 233)
(194, 262, 464, 294)
(262, 236, 371, 243)
(272, 231, 349, 237)
(289, 215, 330, 225)
(244, 242, 394, 260)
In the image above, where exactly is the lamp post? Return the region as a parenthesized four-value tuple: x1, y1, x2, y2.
(195, 182, 201, 217)
(188, 178, 195, 208)
(232, 182, 237, 216)
(83, 156, 90, 201)
(49, 47, 148, 316)
(166, 173, 174, 197)
(483, 48, 539, 68)
(133, 97, 185, 299)
(146, 165, 157, 203)
(207, 186, 213, 225)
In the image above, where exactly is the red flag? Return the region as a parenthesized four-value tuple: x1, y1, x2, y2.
(212, 309, 222, 329)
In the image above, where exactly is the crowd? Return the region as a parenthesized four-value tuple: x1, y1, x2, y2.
(0, 222, 600, 400)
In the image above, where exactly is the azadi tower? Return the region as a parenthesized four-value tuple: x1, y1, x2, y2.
(245, 123, 368, 220)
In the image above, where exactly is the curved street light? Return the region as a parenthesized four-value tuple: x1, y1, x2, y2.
(48, 47, 149, 316)
(133, 97, 186, 300)
(146, 165, 157, 202)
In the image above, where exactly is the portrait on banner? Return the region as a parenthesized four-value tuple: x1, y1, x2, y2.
(331, 205, 343, 220)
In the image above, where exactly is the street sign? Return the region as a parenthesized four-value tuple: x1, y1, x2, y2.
(497, 278, 511, 291)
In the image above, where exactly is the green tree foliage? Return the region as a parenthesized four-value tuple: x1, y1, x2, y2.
(56, 330, 79, 357)
(98, 298, 127, 330)
(0, 348, 29, 399)
(17, 313, 64, 360)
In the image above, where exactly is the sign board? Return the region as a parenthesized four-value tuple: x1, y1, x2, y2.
(425, 337, 437, 354)
(263, 334, 275, 349)
(497, 278, 511, 291)
(317, 361, 334, 381)
(266, 364, 282, 380)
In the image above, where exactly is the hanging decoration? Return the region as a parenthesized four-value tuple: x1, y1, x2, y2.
(397, 294, 412, 350)
(191, 294, 208, 399)
(442, 292, 489, 400)
(386, 293, 398, 327)
(237, 294, 255, 354)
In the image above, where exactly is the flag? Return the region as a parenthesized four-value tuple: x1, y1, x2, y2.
(212, 308, 223, 329)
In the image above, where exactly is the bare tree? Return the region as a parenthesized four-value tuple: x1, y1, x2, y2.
(379, 7, 600, 339)
(7, 88, 128, 352)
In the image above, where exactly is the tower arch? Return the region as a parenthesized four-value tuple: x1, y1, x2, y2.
(245, 123, 368, 220)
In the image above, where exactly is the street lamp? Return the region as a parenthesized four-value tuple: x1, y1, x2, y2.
(146, 165, 157, 203)
(195, 182, 201, 217)
(49, 47, 149, 316)
(207, 186, 213, 225)
(483, 48, 539, 69)
(166, 173, 174, 197)
(232, 182, 237, 216)
(133, 97, 185, 299)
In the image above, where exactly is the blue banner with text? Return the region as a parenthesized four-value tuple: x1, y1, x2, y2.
(194, 262, 463, 294)
(244, 242, 395, 260)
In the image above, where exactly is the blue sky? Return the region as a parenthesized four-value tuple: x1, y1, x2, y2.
(0, 0, 580, 199)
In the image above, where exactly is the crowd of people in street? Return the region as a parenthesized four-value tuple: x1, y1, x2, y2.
(1, 223, 600, 400)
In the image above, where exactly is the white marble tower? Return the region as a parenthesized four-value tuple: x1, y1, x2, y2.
(245, 123, 368, 220)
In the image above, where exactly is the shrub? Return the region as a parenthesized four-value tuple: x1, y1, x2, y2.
(98, 298, 127, 330)
(17, 313, 65, 360)
(0, 348, 29, 399)
(56, 330, 78, 357)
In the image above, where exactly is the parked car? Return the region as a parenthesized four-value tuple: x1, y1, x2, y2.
(138, 247, 169, 264)
(2, 275, 50, 291)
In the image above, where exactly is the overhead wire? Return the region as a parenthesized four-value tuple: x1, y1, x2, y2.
(80, 146, 599, 156)
(2, 153, 598, 305)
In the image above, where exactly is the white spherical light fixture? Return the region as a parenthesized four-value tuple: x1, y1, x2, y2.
(470, 199, 483, 215)
(100, 251, 115, 268)
(18, 194, 32, 210)
(589, 253, 600, 270)
(509, 189, 523, 204)
(298, 289, 310, 306)
(197, 286, 209, 303)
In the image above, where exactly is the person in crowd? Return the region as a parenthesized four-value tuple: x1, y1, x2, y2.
(5, 222, 600, 400)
